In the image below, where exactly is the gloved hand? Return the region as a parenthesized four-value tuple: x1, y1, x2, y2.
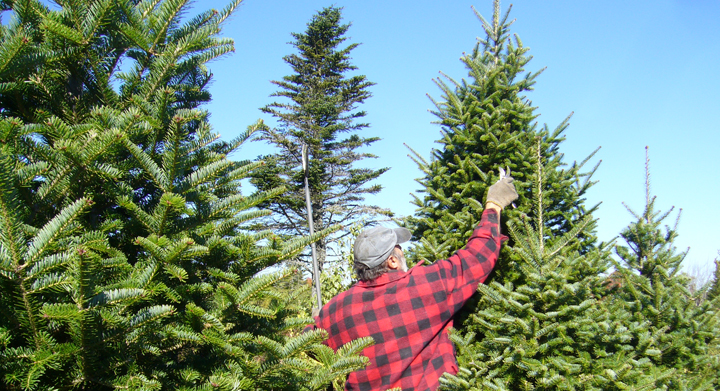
(486, 167, 518, 210)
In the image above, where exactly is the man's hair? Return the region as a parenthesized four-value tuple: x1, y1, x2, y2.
(354, 259, 391, 281)
(354, 248, 402, 281)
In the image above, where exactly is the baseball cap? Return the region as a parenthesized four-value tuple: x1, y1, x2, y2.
(354, 226, 411, 268)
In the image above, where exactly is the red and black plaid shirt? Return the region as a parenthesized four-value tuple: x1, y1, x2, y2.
(313, 209, 505, 391)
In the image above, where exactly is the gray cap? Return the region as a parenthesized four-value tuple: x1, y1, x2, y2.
(354, 226, 411, 268)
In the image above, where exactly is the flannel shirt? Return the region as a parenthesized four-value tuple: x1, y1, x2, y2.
(313, 209, 505, 391)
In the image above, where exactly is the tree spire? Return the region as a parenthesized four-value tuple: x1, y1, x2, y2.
(251, 6, 388, 277)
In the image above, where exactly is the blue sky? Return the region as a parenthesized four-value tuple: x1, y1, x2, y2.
(196, 0, 719, 274)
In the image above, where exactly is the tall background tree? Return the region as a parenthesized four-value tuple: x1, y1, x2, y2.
(251, 6, 388, 276)
(0, 1, 370, 389)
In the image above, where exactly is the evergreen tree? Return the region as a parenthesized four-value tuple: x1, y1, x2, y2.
(406, 0, 599, 285)
(0, 1, 370, 389)
(251, 6, 388, 275)
(707, 256, 720, 302)
(610, 148, 720, 390)
(437, 142, 660, 391)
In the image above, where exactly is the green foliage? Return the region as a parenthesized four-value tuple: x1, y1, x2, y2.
(250, 6, 390, 277)
(438, 143, 656, 391)
(405, 7, 606, 384)
(315, 221, 365, 306)
(407, 0, 600, 286)
(0, 1, 368, 389)
(412, 2, 718, 389)
(609, 149, 720, 390)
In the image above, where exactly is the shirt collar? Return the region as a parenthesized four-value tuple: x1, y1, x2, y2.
(356, 260, 426, 287)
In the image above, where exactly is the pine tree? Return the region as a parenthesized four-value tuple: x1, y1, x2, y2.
(437, 142, 660, 391)
(0, 1, 370, 389)
(250, 6, 388, 275)
(610, 148, 720, 390)
(406, 0, 599, 285)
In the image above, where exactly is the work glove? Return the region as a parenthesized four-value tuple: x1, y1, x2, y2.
(486, 167, 519, 210)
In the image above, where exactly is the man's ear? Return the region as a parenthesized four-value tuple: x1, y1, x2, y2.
(387, 255, 400, 270)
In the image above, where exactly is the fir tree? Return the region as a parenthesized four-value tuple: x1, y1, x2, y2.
(610, 147, 720, 390)
(251, 6, 388, 275)
(437, 141, 659, 391)
(707, 256, 720, 302)
(407, 0, 599, 285)
(0, 1, 370, 389)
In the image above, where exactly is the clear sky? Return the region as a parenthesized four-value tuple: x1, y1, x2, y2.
(194, 0, 719, 274)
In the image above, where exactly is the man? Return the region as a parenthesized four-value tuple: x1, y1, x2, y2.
(312, 170, 518, 391)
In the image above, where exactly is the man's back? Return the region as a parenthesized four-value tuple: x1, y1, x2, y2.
(315, 210, 503, 391)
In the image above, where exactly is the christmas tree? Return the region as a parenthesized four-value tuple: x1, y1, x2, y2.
(407, 0, 600, 287)
(438, 142, 656, 390)
(610, 148, 720, 390)
(406, 2, 708, 389)
(0, 1, 369, 389)
(707, 257, 720, 302)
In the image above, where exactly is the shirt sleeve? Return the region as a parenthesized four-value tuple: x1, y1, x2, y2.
(424, 209, 506, 314)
